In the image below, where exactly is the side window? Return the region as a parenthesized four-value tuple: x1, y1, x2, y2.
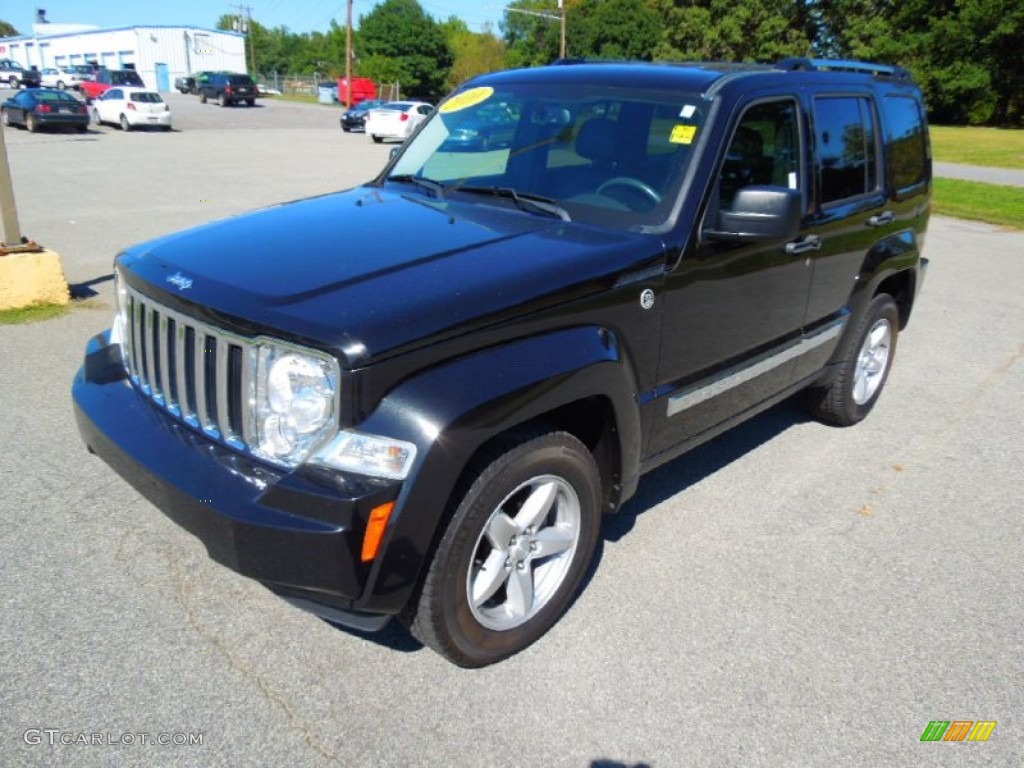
(883, 96, 927, 192)
(814, 96, 879, 205)
(718, 99, 801, 209)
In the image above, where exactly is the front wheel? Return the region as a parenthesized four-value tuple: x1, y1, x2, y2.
(371, 135, 382, 143)
(1, 109, 9, 127)
(407, 431, 602, 667)
(807, 293, 900, 426)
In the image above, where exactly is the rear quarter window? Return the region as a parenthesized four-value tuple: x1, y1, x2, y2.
(883, 96, 928, 192)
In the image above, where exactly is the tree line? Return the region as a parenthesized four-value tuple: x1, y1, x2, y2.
(4, 1, 1020, 124)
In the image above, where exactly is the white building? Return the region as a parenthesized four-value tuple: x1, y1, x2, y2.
(0, 25, 248, 92)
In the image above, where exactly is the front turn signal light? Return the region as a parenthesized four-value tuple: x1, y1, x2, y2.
(361, 501, 396, 562)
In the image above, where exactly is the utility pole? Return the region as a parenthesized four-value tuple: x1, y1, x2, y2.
(232, 4, 256, 74)
(345, 0, 353, 108)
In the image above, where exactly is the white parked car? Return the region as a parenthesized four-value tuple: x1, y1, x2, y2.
(92, 87, 172, 131)
(38, 67, 85, 90)
(365, 101, 433, 143)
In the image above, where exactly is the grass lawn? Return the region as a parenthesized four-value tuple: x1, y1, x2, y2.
(0, 302, 69, 325)
(933, 178, 1024, 229)
(930, 126, 1024, 169)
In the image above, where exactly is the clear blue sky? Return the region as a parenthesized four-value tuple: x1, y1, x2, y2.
(7, 1, 506, 35)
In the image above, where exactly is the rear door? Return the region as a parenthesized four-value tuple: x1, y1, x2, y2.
(793, 92, 891, 379)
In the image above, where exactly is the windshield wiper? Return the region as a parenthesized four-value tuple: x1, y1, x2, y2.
(388, 174, 446, 198)
(458, 186, 571, 222)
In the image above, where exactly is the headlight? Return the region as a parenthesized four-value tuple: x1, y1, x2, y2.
(313, 432, 417, 480)
(255, 346, 339, 465)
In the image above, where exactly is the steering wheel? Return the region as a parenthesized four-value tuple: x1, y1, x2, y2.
(595, 176, 662, 207)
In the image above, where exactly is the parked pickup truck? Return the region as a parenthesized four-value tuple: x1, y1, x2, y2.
(80, 69, 145, 102)
(0, 58, 36, 89)
(74, 58, 931, 667)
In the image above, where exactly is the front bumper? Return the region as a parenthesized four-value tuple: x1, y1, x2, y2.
(73, 331, 401, 630)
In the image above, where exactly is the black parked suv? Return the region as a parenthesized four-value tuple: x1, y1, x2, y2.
(197, 72, 257, 106)
(73, 59, 930, 667)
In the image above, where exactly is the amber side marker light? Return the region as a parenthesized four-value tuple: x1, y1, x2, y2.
(361, 502, 396, 562)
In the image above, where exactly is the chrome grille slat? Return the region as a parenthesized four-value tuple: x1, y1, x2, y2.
(122, 286, 254, 455)
(215, 336, 232, 440)
(159, 315, 175, 414)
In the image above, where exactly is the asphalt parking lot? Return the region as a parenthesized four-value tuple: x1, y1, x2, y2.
(1, 93, 1021, 767)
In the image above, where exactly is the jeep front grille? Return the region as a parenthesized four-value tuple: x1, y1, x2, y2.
(122, 285, 254, 452)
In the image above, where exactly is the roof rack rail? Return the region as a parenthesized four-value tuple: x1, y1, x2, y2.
(776, 57, 910, 79)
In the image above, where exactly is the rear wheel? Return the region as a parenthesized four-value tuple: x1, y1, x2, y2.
(9, 77, 17, 89)
(807, 293, 899, 426)
(218, 93, 228, 107)
(199, 92, 207, 104)
(57, 80, 66, 90)
(91, 108, 101, 126)
(26, 113, 38, 133)
(75, 123, 87, 133)
(245, 98, 255, 106)
(407, 431, 602, 667)
(119, 114, 132, 132)
(371, 135, 382, 143)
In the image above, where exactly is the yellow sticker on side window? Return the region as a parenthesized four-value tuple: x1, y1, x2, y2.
(670, 124, 698, 145)
(439, 86, 494, 114)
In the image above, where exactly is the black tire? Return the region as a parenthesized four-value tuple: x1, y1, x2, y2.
(245, 98, 255, 106)
(371, 135, 382, 144)
(807, 293, 900, 426)
(9, 77, 17, 89)
(407, 431, 602, 667)
(218, 93, 228, 107)
(119, 114, 132, 132)
(1, 109, 9, 128)
(199, 92, 207, 104)
(26, 113, 38, 133)
(75, 124, 87, 133)
(92, 108, 101, 126)
(57, 80, 65, 90)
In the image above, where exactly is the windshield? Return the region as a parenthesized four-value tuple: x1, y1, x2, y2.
(388, 82, 707, 231)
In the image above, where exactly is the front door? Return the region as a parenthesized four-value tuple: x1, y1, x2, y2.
(649, 97, 810, 457)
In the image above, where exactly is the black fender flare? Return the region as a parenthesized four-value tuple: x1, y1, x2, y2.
(350, 325, 642, 614)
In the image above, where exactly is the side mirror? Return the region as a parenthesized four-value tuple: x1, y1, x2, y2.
(705, 186, 802, 243)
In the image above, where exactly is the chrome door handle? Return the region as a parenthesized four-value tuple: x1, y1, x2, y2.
(785, 235, 822, 255)
(868, 211, 895, 227)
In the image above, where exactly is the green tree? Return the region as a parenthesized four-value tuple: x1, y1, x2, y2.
(502, 0, 563, 68)
(441, 19, 507, 91)
(358, 0, 453, 99)
(655, 0, 812, 62)
(0, 20, 19, 37)
(817, 0, 1024, 124)
(570, 0, 660, 60)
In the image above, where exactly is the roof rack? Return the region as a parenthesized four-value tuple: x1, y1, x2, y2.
(776, 57, 910, 80)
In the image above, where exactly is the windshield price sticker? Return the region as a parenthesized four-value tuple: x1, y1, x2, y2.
(440, 87, 494, 114)
(670, 124, 698, 144)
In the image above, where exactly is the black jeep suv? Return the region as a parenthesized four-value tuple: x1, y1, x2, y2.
(73, 59, 930, 667)
(196, 72, 257, 106)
